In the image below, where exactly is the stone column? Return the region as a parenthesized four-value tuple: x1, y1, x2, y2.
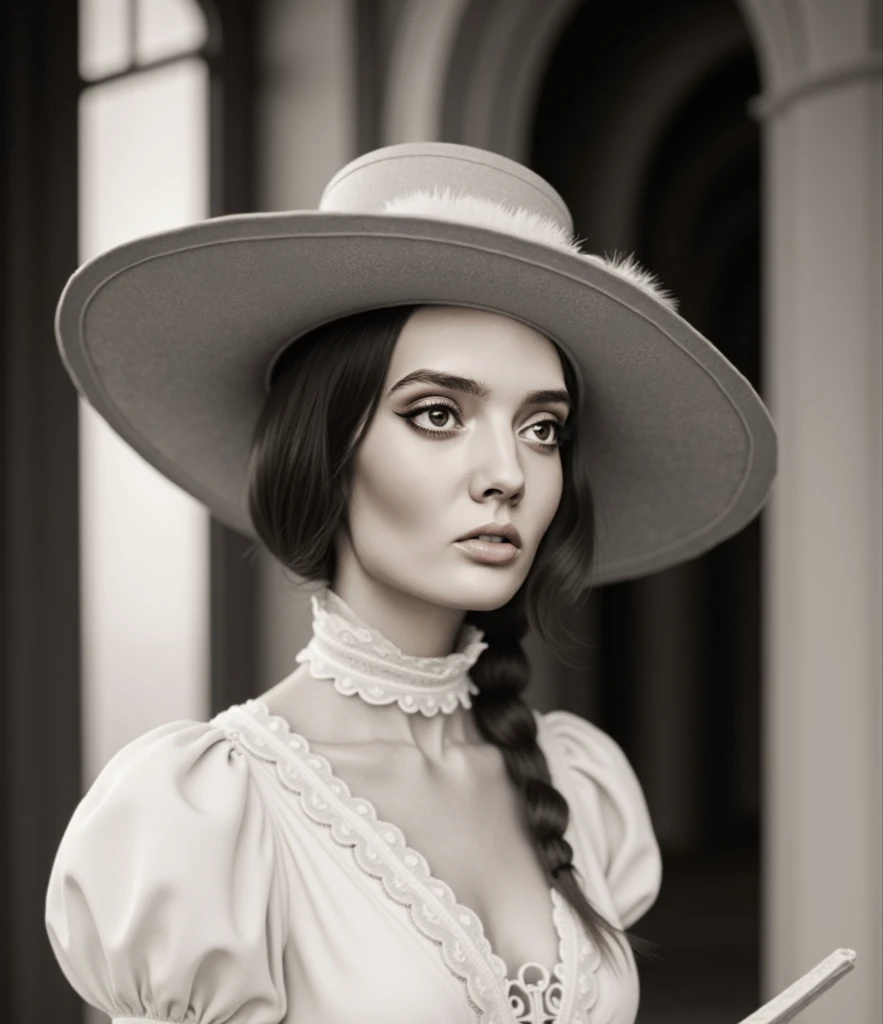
(736, 2, 882, 1020)
(256, 0, 358, 688)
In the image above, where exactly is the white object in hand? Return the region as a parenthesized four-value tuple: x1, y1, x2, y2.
(736, 948, 857, 1023)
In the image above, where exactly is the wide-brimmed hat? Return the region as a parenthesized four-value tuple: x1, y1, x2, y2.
(54, 141, 777, 586)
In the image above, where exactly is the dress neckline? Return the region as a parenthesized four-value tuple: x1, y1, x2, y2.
(215, 697, 602, 1023)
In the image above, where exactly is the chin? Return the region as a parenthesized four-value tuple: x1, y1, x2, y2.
(448, 573, 527, 612)
(462, 594, 517, 614)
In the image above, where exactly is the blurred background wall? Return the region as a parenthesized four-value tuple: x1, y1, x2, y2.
(4, 1, 880, 1022)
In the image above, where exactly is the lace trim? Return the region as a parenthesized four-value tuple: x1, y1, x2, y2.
(212, 699, 603, 1022)
(295, 646, 481, 715)
(215, 701, 506, 1020)
(294, 587, 489, 716)
(548, 887, 602, 1023)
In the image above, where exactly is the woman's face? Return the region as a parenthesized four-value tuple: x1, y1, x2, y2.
(336, 305, 571, 614)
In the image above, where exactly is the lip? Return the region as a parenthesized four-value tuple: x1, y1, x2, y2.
(454, 538, 521, 564)
(456, 522, 522, 548)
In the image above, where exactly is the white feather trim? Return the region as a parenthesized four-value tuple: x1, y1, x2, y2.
(383, 186, 679, 314)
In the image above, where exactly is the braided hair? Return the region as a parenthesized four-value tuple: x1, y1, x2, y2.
(465, 596, 657, 971)
(247, 304, 659, 973)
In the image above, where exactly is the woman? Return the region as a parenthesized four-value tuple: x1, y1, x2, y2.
(45, 142, 778, 1024)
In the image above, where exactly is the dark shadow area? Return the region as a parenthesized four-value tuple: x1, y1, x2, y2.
(531, 0, 764, 1015)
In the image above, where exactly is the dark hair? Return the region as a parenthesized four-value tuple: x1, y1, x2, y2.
(246, 304, 660, 972)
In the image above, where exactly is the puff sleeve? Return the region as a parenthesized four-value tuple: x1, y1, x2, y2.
(45, 719, 289, 1024)
(543, 710, 662, 929)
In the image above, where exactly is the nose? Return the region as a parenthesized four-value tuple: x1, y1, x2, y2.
(469, 420, 526, 501)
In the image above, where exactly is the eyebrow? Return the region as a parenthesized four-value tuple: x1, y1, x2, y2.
(387, 369, 572, 412)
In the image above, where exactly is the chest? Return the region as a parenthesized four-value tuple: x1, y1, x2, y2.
(307, 739, 562, 979)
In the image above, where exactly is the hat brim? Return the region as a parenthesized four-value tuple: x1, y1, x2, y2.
(55, 211, 777, 586)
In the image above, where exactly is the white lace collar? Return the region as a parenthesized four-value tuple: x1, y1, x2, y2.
(293, 586, 489, 716)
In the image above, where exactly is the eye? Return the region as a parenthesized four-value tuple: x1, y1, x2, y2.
(397, 400, 572, 449)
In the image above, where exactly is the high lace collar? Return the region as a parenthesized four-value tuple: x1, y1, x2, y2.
(294, 586, 489, 716)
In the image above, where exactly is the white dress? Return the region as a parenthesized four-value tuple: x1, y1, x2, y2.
(45, 699, 662, 1024)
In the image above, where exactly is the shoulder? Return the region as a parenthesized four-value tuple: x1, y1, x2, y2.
(539, 707, 631, 765)
(537, 708, 663, 929)
(45, 717, 289, 1023)
(52, 717, 268, 845)
(538, 707, 646, 810)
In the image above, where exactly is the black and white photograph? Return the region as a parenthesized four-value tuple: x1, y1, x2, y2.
(3, 1, 881, 1022)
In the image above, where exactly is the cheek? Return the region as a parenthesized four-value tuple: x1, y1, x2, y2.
(534, 463, 564, 538)
(348, 422, 566, 546)
(349, 435, 446, 535)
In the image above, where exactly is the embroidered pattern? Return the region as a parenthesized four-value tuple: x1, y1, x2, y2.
(508, 962, 564, 1023)
(295, 587, 488, 716)
(211, 699, 603, 1022)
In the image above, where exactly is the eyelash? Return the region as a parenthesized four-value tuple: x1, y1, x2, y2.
(399, 399, 573, 449)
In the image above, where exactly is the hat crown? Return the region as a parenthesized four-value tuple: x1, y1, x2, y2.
(318, 142, 574, 235)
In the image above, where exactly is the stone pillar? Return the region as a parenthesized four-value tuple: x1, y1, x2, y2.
(736, 2, 882, 1019)
(256, 0, 358, 689)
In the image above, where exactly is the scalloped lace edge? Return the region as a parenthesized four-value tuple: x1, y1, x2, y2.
(213, 699, 603, 1022)
(295, 648, 480, 715)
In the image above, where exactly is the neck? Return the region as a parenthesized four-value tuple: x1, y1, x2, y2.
(330, 569, 466, 658)
(281, 578, 488, 761)
(286, 668, 486, 759)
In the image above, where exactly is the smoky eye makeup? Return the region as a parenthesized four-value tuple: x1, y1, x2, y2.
(394, 395, 573, 449)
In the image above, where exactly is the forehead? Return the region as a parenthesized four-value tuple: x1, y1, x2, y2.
(390, 305, 562, 374)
